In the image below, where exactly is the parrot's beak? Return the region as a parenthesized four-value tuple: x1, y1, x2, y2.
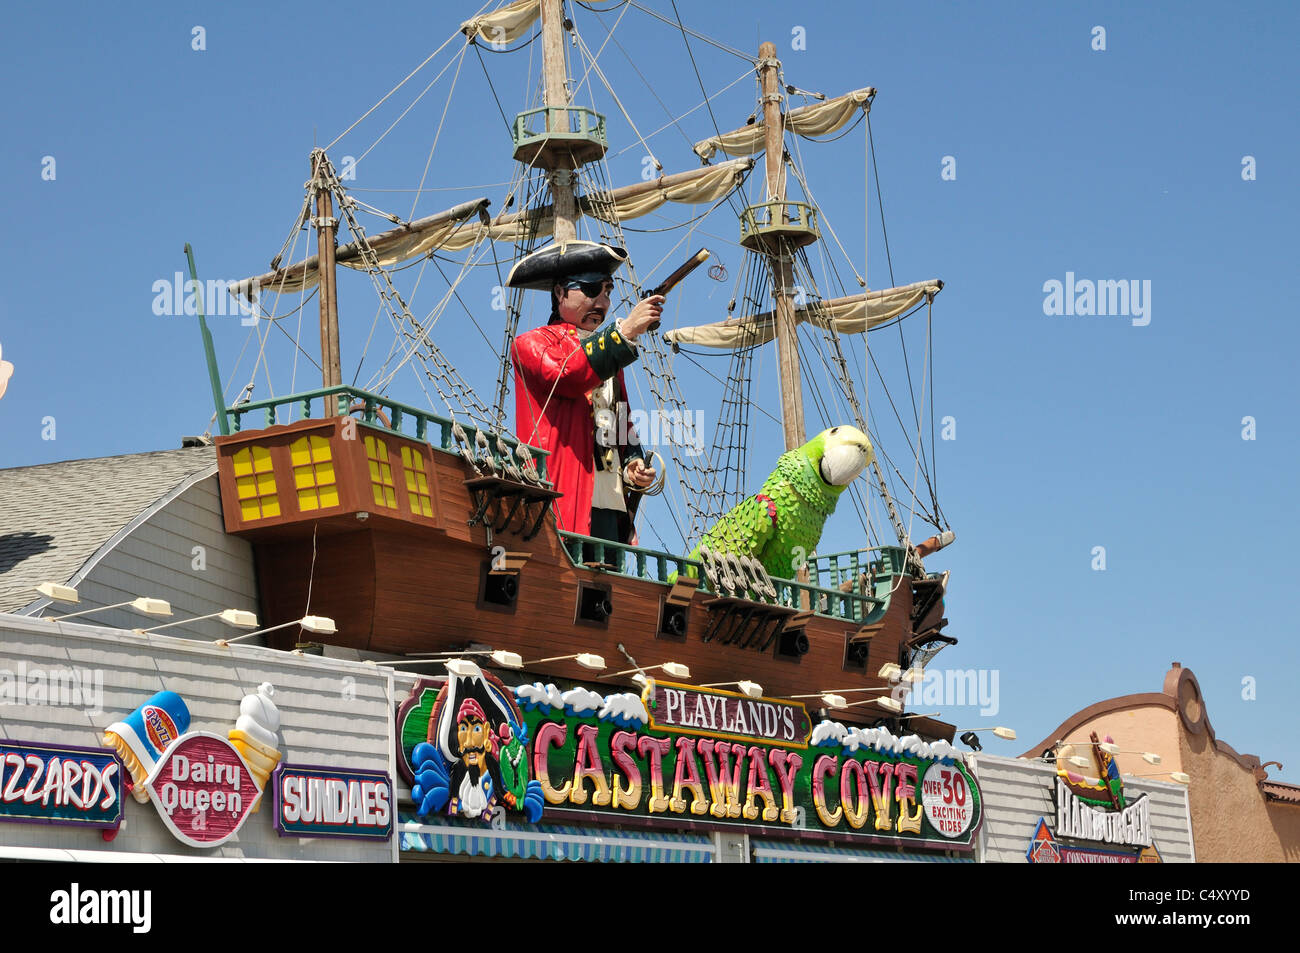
(818, 441, 872, 486)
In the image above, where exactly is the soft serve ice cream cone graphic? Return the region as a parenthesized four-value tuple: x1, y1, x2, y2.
(0, 341, 13, 400)
(228, 683, 281, 812)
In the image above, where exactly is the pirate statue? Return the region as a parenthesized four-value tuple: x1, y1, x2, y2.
(509, 241, 663, 547)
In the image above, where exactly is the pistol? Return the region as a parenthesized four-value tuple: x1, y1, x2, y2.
(643, 248, 710, 331)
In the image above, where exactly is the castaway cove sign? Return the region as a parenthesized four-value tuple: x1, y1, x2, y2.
(396, 663, 982, 849)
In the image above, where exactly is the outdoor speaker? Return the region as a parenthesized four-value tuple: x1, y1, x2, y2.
(778, 629, 810, 657)
(660, 603, 687, 638)
(578, 584, 613, 623)
(483, 572, 519, 607)
(845, 639, 870, 667)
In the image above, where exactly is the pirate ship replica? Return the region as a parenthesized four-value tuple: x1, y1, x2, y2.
(207, 0, 956, 740)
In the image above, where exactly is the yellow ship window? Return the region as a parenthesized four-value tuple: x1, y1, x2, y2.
(289, 435, 339, 512)
(402, 446, 434, 517)
(231, 445, 281, 520)
(365, 435, 397, 508)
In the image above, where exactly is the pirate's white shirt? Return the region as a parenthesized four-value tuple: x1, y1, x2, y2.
(590, 375, 627, 513)
(458, 770, 491, 818)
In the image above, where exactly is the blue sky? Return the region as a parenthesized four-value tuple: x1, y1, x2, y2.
(2, 1, 1297, 780)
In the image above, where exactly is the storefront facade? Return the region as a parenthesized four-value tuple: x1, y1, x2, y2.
(0, 611, 987, 864)
(970, 753, 1194, 863)
(0, 613, 396, 862)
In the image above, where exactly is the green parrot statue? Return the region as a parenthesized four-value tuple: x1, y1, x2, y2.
(688, 426, 874, 581)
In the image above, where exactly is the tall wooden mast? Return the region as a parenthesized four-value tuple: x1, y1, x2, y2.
(311, 149, 342, 416)
(540, 0, 577, 242)
(757, 42, 806, 451)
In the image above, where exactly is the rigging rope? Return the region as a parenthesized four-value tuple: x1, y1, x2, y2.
(627, 1, 756, 63)
(311, 151, 492, 429)
(322, 14, 481, 152)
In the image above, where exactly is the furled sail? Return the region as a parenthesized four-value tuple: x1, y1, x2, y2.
(693, 87, 875, 162)
(233, 159, 752, 296)
(460, 0, 620, 45)
(230, 199, 490, 298)
(443, 156, 752, 249)
(663, 278, 942, 349)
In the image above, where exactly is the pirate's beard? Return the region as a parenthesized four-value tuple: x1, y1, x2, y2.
(461, 746, 487, 777)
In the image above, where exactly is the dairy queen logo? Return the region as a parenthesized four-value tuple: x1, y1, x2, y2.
(145, 733, 261, 848)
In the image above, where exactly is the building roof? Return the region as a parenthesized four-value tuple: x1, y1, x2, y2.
(1261, 781, 1300, 805)
(1021, 661, 1300, 794)
(0, 447, 217, 611)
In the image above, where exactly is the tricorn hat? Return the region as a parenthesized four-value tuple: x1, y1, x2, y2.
(506, 240, 628, 291)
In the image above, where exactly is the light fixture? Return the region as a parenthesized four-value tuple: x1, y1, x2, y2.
(402, 649, 525, 670)
(529, 653, 606, 671)
(701, 680, 763, 698)
(901, 667, 925, 684)
(52, 597, 173, 622)
(793, 686, 907, 710)
(443, 658, 479, 677)
(614, 662, 690, 679)
(301, 615, 335, 635)
(877, 662, 902, 680)
(955, 725, 1017, 742)
(1068, 756, 1092, 768)
(960, 731, 982, 751)
(216, 614, 338, 647)
(841, 695, 903, 714)
(1127, 771, 1189, 785)
(1098, 741, 1120, 755)
(896, 711, 942, 720)
(793, 686, 899, 698)
(143, 608, 259, 633)
(1110, 748, 1165, 765)
(35, 582, 79, 605)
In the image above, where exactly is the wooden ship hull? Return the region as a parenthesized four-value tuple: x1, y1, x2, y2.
(213, 402, 954, 737)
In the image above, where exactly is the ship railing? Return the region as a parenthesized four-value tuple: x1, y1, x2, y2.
(226, 385, 551, 483)
(556, 532, 886, 623)
(802, 546, 907, 591)
(776, 578, 885, 623)
(556, 531, 699, 584)
(512, 105, 607, 146)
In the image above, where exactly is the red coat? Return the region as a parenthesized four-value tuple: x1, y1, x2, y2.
(512, 321, 640, 536)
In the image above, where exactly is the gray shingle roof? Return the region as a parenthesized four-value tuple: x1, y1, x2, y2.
(0, 447, 217, 611)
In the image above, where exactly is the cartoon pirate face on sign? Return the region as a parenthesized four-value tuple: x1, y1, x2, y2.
(407, 662, 546, 824)
(455, 697, 493, 773)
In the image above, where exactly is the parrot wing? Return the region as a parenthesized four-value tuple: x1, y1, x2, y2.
(689, 492, 778, 566)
